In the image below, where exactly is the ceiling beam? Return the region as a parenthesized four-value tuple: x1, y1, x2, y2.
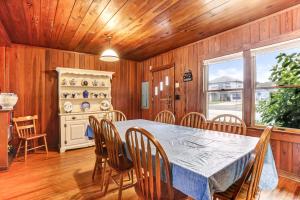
(0, 19, 11, 46)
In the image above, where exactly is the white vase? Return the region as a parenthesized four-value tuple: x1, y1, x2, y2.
(0, 93, 18, 110)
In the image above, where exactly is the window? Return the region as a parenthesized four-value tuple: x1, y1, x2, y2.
(204, 53, 244, 120)
(253, 40, 300, 129)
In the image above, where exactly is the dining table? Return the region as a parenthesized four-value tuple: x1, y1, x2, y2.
(112, 119, 278, 200)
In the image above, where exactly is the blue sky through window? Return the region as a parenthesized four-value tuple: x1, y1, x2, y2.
(208, 58, 243, 82)
(256, 47, 300, 84)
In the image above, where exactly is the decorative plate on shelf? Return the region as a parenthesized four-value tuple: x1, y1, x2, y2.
(81, 101, 90, 112)
(81, 79, 89, 86)
(69, 78, 76, 86)
(100, 100, 111, 111)
(63, 101, 73, 113)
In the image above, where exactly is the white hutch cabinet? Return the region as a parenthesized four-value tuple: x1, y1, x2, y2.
(56, 67, 114, 153)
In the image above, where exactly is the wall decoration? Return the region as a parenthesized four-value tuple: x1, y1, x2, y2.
(183, 69, 193, 82)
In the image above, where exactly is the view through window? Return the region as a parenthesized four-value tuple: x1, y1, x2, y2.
(254, 45, 300, 129)
(206, 56, 244, 120)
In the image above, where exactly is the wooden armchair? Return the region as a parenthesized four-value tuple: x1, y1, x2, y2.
(106, 110, 127, 122)
(13, 115, 48, 161)
(154, 110, 176, 124)
(180, 112, 207, 129)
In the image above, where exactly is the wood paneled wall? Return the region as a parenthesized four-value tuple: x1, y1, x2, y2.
(1, 44, 139, 149)
(138, 5, 300, 177)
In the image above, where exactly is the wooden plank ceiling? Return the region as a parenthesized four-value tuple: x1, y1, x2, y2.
(0, 0, 299, 60)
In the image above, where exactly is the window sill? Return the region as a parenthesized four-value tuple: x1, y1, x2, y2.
(248, 126, 300, 135)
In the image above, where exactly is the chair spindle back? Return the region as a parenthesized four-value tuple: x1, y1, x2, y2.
(154, 110, 175, 124)
(210, 114, 246, 135)
(89, 116, 106, 155)
(180, 112, 207, 129)
(246, 126, 272, 200)
(106, 110, 127, 122)
(13, 115, 38, 138)
(101, 119, 126, 170)
(125, 127, 173, 200)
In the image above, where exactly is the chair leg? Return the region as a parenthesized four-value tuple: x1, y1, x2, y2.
(130, 169, 134, 184)
(100, 158, 107, 191)
(33, 139, 36, 152)
(92, 157, 98, 181)
(118, 173, 124, 200)
(43, 136, 48, 156)
(24, 140, 28, 161)
(16, 140, 23, 158)
(104, 169, 112, 196)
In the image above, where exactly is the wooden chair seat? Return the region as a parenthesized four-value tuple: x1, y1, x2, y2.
(115, 155, 133, 172)
(21, 133, 47, 140)
(134, 177, 189, 200)
(214, 182, 260, 200)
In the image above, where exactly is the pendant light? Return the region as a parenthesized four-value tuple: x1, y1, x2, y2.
(99, 35, 119, 62)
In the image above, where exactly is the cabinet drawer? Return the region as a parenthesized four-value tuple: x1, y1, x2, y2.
(66, 115, 83, 121)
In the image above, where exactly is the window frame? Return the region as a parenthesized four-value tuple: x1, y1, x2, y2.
(251, 39, 300, 132)
(203, 52, 244, 120)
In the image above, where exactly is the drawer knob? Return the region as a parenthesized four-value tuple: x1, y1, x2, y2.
(72, 117, 76, 120)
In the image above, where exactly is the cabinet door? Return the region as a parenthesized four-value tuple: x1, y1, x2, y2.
(65, 120, 88, 146)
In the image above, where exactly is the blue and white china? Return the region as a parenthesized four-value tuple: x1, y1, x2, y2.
(81, 101, 90, 112)
(83, 90, 89, 98)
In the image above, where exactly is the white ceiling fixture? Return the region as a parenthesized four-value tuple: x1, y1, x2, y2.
(99, 35, 119, 62)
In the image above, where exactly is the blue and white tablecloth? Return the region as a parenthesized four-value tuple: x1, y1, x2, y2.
(113, 119, 278, 200)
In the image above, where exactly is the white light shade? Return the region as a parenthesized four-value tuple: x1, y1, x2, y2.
(99, 48, 119, 62)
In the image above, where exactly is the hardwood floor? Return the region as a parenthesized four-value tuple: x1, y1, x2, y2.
(0, 147, 299, 200)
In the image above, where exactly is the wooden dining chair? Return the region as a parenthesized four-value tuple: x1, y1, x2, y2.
(13, 115, 48, 161)
(210, 114, 247, 135)
(88, 116, 108, 190)
(106, 110, 127, 122)
(213, 126, 273, 200)
(180, 112, 207, 129)
(101, 119, 134, 200)
(154, 110, 176, 124)
(125, 127, 189, 200)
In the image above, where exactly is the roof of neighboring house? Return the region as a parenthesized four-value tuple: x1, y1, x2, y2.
(209, 76, 243, 84)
